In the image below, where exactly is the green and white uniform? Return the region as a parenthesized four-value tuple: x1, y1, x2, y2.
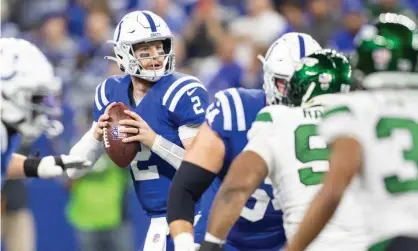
(319, 90, 418, 248)
(245, 103, 370, 251)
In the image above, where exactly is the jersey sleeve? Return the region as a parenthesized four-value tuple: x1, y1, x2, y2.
(318, 102, 361, 144)
(243, 107, 278, 174)
(166, 80, 209, 126)
(92, 78, 114, 122)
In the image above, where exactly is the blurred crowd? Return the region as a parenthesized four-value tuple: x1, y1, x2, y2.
(2, 0, 418, 142)
(1, 0, 418, 250)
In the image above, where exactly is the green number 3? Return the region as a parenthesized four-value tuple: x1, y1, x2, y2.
(295, 124, 329, 186)
(376, 117, 418, 194)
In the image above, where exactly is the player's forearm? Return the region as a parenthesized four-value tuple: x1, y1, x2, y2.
(6, 153, 26, 179)
(6, 154, 88, 179)
(207, 181, 253, 239)
(287, 186, 342, 251)
(71, 133, 103, 163)
(169, 220, 194, 237)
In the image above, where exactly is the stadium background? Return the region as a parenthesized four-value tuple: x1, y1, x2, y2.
(1, 0, 417, 250)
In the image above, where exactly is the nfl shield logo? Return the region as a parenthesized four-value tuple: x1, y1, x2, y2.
(319, 73, 332, 90)
(112, 126, 127, 140)
(372, 48, 392, 70)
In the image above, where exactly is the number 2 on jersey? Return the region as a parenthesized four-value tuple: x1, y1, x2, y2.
(294, 124, 329, 186)
(131, 143, 160, 181)
(376, 117, 418, 194)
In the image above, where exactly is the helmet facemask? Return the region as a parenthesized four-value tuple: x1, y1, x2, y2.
(107, 37, 175, 82)
(259, 55, 293, 105)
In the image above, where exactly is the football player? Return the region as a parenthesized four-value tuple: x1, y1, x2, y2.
(199, 49, 370, 251)
(167, 33, 321, 251)
(287, 13, 418, 251)
(67, 11, 209, 251)
(0, 38, 91, 185)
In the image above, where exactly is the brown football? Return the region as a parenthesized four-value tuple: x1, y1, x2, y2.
(103, 102, 140, 168)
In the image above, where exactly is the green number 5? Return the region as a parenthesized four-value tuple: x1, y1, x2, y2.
(295, 124, 329, 186)
(376, 117, 418, 194)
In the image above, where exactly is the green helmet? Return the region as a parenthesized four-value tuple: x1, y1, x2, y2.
(352, 13, 418, 88)
(287, 49, 352, 106)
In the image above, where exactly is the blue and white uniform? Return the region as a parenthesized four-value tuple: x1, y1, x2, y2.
(93, 72, 209, 250)
(204, 88, 286, 251)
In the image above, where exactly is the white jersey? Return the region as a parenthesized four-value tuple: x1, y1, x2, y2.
(244, 103, 369, 251)
(319, 90, 418, 246)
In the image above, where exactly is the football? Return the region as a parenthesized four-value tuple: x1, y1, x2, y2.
(103, 102, 140, 168)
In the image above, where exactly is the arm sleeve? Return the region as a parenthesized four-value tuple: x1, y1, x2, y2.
(66, 122, 104, 179)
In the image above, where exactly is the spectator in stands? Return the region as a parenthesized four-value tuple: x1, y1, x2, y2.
(328, 0, 366, 56)
(70, 9, 113, 123)
(15, 0, 67, 30)
(34, 12, 78, 93)
(279, 1, 310, 35)
(148, 0, 189, 34)
(307, 0, 341, 47)
(366, 0, 416, 22)
(67, 0, 112, 38)
(229, 0, 287, 69)
(194, 34, 243, 100)
(183, 0, 226, 59)
(173, 35, 193, 74)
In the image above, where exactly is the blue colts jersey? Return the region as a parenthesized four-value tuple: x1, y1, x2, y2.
(205, 88, 286, 250)
(93, 72, 209, 216)
(1, 122, 21, 188)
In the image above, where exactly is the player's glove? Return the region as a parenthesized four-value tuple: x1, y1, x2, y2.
(198, 240, 224, 251)
(24, 155, 92, 178)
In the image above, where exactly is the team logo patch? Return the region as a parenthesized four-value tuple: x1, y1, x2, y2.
(372, 48, 392, 70)
(153, 233, 160, 243)
(112, 126, 127, 140)
(319, 73, 332, 90)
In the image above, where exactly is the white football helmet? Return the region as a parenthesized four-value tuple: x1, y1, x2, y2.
(258, 32, 322, 105)
(0, 38, 62, 141)
(105, 10, 175, 82)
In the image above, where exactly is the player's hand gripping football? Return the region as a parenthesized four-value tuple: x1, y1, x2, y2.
(37, 155, 92, 178)
(93, 102, 118, 141)
(118, 110, 157, 148)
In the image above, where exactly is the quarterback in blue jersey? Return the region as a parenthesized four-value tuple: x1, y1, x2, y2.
(167, 33, 322, 251)
(0, 38, 91, 187)
(67, 11, 209, 251)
